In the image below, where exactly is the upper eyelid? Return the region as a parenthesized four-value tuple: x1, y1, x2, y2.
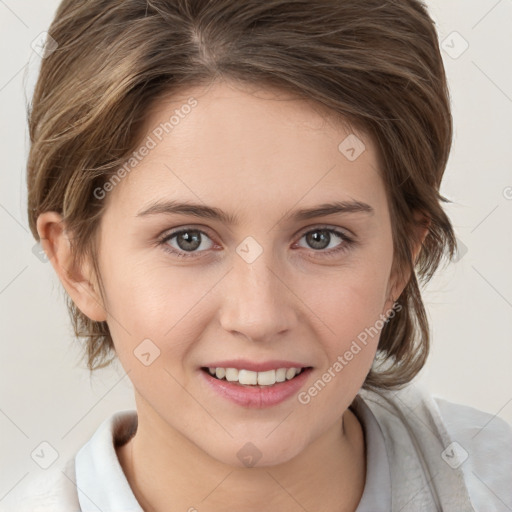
(159, 225, 216, 243)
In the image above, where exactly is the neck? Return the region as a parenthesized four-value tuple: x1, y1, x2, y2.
(117, 407, 366, 512)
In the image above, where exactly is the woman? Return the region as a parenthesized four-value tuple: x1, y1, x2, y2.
(15, 0, 512, 510)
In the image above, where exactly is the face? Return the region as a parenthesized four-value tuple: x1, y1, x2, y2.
(86, 80, 399, 466)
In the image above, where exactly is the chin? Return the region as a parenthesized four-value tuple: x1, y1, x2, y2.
(203, 436, 308, 469)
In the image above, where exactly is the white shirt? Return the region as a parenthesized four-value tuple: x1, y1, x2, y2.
(6, 381, 512, 511)
(74, 395, 392, 511)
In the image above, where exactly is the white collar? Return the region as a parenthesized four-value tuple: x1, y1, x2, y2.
(74, 399, 390, 511)
(75, 410, 142, 512)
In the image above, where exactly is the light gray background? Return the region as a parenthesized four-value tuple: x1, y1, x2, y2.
(1, 0, 511, 504)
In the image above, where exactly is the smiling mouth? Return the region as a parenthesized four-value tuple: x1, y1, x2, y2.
(201, 366, 312, 386)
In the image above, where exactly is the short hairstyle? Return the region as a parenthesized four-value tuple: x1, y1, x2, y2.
(26, 0, 457, 390)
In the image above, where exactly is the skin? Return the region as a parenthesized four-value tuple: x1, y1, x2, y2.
(38, 79, 427, 512)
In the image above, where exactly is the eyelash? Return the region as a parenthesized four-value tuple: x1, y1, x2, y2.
(157, 225, 356, 260)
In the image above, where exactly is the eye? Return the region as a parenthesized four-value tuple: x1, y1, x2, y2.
(157, 225, 355, 259)
(158, 228, 215, 258)
(295, 227, 354, 257)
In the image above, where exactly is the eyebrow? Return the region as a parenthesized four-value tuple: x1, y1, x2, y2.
(136, 199, 374, 224)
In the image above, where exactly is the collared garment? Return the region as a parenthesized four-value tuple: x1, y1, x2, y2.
(5, 381, 512, 512)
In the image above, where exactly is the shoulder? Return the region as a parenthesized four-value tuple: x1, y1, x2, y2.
(1, 410, 137, 512)
(433, 394, 512, 510)
(358, 382, 512, 511)
(359, 380, 512, 448)
(433, 393, 512, 447)
(0, 458, 80, 512)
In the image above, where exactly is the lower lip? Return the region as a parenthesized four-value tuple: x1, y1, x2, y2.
(200, 368, 312, 408)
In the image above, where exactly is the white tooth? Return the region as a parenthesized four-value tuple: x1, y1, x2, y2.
(275, 368, 287, 382)
(238, 369, 258, 385)
(215, 367, 226, 379)
(208, 367, 216, 375)
(257, 370, 276, 386)
(285, 367, 298, 380)
(225, 368, 239, 382)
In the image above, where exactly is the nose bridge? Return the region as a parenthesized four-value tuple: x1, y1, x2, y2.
(218, 238, 295, 341)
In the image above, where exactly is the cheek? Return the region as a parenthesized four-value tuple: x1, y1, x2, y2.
(307, 285, 384, 386)
(306, 260, 391, 339)
(296, 272, 389, 416)
(298, 250, 392, 389)
(99, 251, 214, 366)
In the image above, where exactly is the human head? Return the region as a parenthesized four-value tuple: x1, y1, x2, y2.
(27, 0, 456, 392)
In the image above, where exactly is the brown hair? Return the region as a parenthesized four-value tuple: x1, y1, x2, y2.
(26, 0, 457, 390)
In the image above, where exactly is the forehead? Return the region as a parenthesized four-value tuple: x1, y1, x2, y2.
(105, 80, 387, 221)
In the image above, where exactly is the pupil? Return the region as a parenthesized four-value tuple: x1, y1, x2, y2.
(308, 230, 329, 250)
(178, 231, 201, 251)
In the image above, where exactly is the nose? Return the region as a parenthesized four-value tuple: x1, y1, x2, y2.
(218, 247, 297, 343)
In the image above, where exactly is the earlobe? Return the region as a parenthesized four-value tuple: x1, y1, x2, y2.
(411, 213, 431, 264)
(36, 212, 108, 322)
(384, 212, 431, 311)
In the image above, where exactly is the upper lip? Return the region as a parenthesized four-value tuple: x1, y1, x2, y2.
(201, 359, 311, 372)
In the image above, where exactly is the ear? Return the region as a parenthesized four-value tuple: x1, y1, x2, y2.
(36, 212, 107, 322)
(385, 210, 431, 308)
